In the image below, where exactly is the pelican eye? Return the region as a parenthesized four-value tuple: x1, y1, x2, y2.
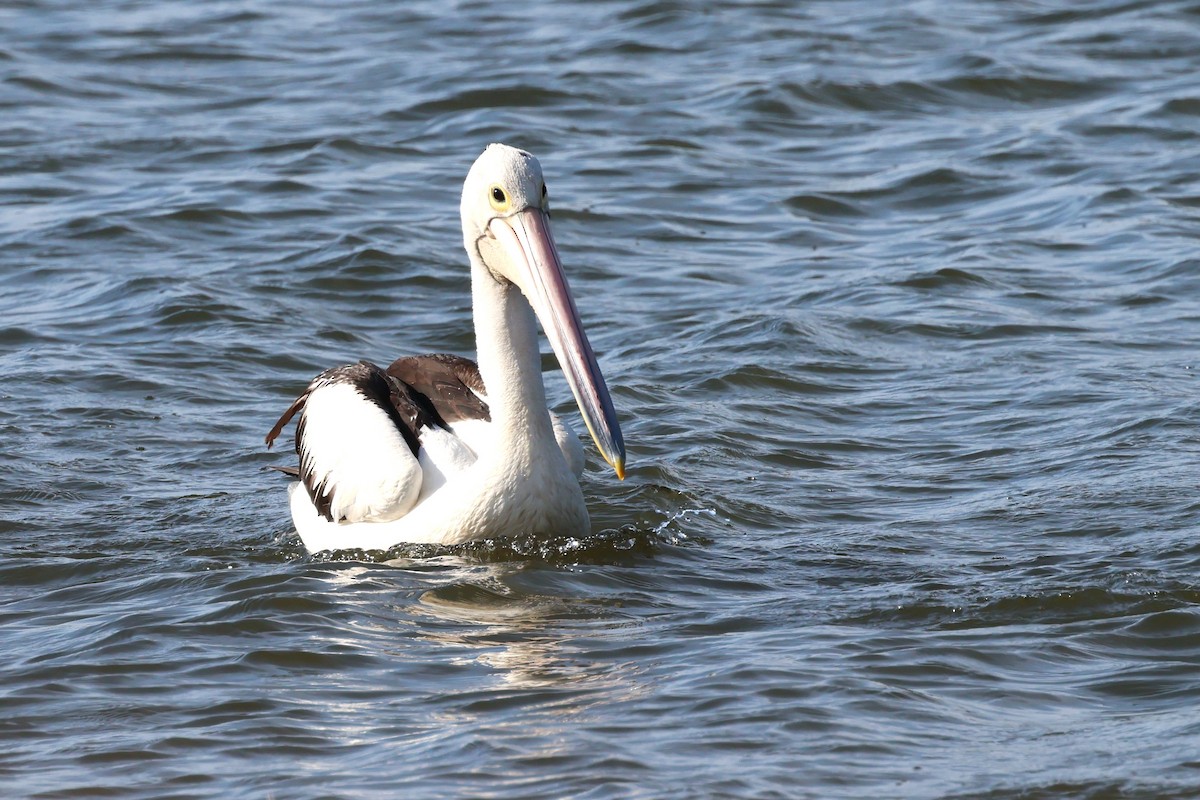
(489, 184, 509, 211)
(542, 183, 547, 197)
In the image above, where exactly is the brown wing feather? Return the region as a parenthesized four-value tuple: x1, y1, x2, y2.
(386, 353, 490, 426)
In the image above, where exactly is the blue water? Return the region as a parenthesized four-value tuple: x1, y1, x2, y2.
(3, 1, 1200, 797)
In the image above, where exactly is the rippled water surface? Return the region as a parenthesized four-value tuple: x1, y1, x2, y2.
(4, 1, 1200, 797)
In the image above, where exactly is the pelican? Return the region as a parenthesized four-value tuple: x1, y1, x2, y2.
(266, 144, 625, 552)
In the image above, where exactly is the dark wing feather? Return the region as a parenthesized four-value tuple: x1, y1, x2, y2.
(266, 360, 440, 522)
(386, 353, 490, 426)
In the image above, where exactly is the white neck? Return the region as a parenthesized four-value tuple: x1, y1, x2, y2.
(469, 258, 559, 466)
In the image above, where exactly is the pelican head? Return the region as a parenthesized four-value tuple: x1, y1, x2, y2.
(460, 143, 625, 479)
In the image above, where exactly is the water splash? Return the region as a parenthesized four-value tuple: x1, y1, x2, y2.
(295, 505, 719, 565)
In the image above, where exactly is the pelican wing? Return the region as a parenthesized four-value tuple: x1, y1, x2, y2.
(267, 361, 435, 523)
(386, 353, 580, 473)
(386, 353, 490, 424)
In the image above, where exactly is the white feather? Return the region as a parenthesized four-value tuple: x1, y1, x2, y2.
(446, 417, 493, 456)
(415, 424, 477, 502)
(550, 412, 584, 479)
(299, 383, 421, 522)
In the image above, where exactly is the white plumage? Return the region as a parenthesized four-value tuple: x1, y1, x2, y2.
(267, 144, 625, 552)
(297, 382, 422, 522)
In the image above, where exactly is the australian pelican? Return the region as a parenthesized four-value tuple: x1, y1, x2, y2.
(267, 144, 625, 552)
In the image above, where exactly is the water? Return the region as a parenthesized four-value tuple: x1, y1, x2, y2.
(3, 1, 1200, 797)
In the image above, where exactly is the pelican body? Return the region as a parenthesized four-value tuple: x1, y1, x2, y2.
(267, 144, 625, 552)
